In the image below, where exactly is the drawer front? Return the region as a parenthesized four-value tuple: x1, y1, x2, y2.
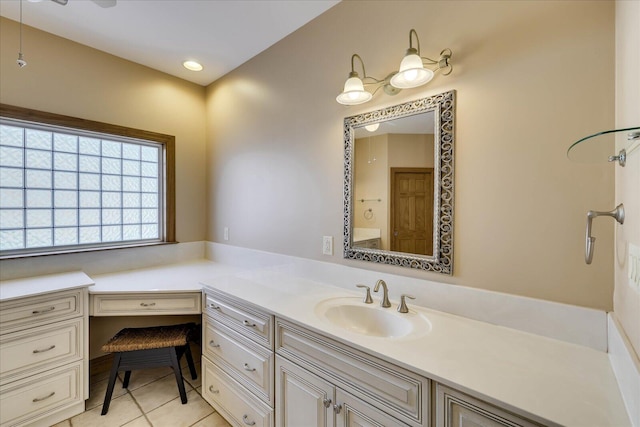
(276, 319, 428, 427)
(203, 290, 273, 349)
(0, 361, 83, 427)
(204, 317, 274, 405)
(202, 357, 273, 427)
(0, 289, 83, 334)
(0, 318, 83, 384)
(91, 292, 201, 316)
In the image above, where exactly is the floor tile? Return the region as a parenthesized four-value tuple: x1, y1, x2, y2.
(69, 393, 143, 427)
(86, 375, 128, 410)
(189, 412, 232, 427)
(122, 415, 153, 427)
(184, 362, 202, 389)
(119, 366, 174, 391)
(145, 389, 214, 427)
(50, 420, 71, 427)
(130, 373, 192, 413)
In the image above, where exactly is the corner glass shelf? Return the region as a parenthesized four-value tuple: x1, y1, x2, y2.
(567, 126, 640, 165)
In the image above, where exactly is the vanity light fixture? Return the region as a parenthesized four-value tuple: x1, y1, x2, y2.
(335, 54, 373, 105)
(336, 29, 452, 105)
(365, 123, 379, 132)
(183, 60, 203, 71)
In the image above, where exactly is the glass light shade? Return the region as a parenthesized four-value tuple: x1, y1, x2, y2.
(336, 76, 372, 105)
(390, 53, 434, 89)
(365, 123, 380, 132)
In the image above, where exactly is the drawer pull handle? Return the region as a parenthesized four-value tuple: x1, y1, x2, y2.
(242, 320, 256, 328)
(208, 386, 219, 394)
(323, 398, 332, 408)
(32, 391, 55, 403)
(209, 340, 220, 348)
(140, 302, 156, 307)
(243, 363, 256, 372)
(242, 415, 256, 426)
(333, 403, 342, 414)
(32, 306, 55, 315)
(209, 304, 221, 310)
(33, 345, 56, 354)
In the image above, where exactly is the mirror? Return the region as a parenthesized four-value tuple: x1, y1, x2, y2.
(343, 90, 455, 274)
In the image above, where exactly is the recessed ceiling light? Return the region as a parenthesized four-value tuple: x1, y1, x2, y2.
(183, 60, 203, 72)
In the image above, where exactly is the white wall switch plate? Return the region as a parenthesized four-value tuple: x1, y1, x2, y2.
(323, 236, 333, 256)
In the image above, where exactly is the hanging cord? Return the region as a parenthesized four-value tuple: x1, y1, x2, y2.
(17, 0, 27, 67)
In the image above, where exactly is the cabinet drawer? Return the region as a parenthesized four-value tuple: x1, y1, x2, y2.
(0, 361, 83, 427)
(91, 292, 201, 316)
(0, 289, 83, 335)
(203, 290, 273, 349)
(203, 317, 274, 405)
(0, 318, 83, 384)
(202, 357, 273, 427)
(276, 319, 428, 426)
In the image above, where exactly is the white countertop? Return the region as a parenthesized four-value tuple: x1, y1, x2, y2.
(0, 271, 94, 302)
(201, 269, 630, 427)
(89, 259, 242, 294)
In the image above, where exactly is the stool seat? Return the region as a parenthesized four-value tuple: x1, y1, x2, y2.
(100, 322, 197, 416)
(102, 323, 194, 352)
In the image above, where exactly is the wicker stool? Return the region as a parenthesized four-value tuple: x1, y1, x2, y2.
(100, 323, 197, 415)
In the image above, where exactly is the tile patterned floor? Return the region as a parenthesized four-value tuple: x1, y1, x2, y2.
(53, 346, 231, 427)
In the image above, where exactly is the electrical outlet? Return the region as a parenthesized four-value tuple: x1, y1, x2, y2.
(223, 227, 229, 241)
(323, 236, 333, 256)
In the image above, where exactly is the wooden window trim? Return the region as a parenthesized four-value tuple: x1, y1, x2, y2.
(0, 103, 176, 249)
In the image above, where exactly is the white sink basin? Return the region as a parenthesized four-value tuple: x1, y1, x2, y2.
(314, 297, 431, 338)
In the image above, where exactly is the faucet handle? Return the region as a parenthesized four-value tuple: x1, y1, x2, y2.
(397, 294, 416, 313)
(355, 284, 373, 304)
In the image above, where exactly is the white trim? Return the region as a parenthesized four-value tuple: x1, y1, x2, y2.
(609, 313, 640, 427)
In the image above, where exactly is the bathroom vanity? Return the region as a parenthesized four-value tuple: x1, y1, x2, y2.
(199, 271, 629, 427)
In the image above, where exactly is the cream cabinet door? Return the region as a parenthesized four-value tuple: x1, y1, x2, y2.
(275, 356, 335, 427)
(335, 389, 409, 427)
(435, 384, 542, 427)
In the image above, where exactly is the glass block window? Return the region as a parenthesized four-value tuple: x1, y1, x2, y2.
(0, 108, 174, 258)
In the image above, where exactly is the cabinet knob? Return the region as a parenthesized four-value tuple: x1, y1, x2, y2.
(333, 403, 342, 414)
(242, 320, 256, 328)
(209, 340, 220, 348)
(140, 302, 156, 307)
(209, 303, 221, 310)
(208, 386, 219, 394)
(242, 415, 256, 426)
(243, 363, 256, 372)
(322, 398, 332, 408)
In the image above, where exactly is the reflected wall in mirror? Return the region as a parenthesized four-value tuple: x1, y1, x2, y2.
(343, 90, 455, 274)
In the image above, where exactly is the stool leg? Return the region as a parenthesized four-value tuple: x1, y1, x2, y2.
(184, 344, 197, 380)
(170, 348, 188, 404)
(101, 353, 122, 416)
(122, 371, 132, 388)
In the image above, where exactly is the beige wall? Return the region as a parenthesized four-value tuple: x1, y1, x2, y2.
(205, 0, 615, 310)
(0, 17, 207, 245)
(388, 134, 434, 169)
(614, 0, 640, 358)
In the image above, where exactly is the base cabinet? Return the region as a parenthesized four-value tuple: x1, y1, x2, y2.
(276, 357, 409, 427)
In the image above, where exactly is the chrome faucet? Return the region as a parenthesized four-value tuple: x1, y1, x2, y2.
(373, 279, 391, 308)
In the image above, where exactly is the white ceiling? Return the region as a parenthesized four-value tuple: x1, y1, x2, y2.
(0, 0, 340, 86)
